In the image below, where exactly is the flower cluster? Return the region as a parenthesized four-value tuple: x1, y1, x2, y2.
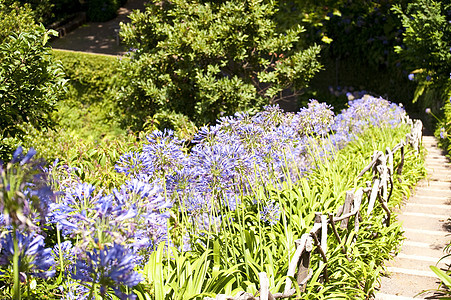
(0, 147, 56, 287)
(0, 231, 55, 279)
(70, 243, 143, 299)
(112, 95, 406, 239)
(331, 95, 406, 148)
(0, 95, 408, 299)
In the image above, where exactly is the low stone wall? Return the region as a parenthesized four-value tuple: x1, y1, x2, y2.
(49, 12, 87, 38)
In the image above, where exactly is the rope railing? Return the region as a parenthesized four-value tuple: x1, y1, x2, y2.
(205, 119, 423, 300)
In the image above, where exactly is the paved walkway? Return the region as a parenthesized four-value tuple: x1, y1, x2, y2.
(376, 135, 451, 299)
(50, 0, 147, 55)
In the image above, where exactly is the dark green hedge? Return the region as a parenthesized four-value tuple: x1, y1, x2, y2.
(52, 49, 122, 104)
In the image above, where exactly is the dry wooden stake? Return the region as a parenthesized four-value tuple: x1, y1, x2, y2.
(340, 191, 354, 229)
(328, 213, 350, 261)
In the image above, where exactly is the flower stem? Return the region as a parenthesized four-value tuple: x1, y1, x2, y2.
(57, 227, 64, 278)
(12, 229, 21, 300)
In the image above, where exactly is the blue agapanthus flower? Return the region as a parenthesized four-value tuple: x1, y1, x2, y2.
(1, 146, 55, 231)
(52, 240, 75, 269)
(0, 231, 55, 279)
(260, 201, 281, 225)
(115, 151, 143, 176)
(291, 99, 335, 136)
(71, 243, 143, 299)
(140, 129, 187, 179)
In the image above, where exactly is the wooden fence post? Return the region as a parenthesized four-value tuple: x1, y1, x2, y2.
(386, 147, 394, 177)
(340, 192, 354, 229)
(353, 188, 363, 232)
(285, 234, 308, 294)
(296, 234, 313, 291)
(259, 272, 275, 300)
(397, 145, 405, 180)
(367, 178, 380, 216)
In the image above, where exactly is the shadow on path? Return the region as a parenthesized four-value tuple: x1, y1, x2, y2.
(50, 0, 147, 55)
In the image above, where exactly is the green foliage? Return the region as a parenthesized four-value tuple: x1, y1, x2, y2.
(274, 0, 418, 111)
(0, 1, 35, 41)
(0, 28, 65, 137)
(46, 50, 125, 141)
(135, 244, 241, 300)
(18, 50, 195, 186)
(2, 0, 81, 26)
(52, 50, 121, 105)
(393, 0, 451, 104)
(276, 0, 406, 65)
(87, 0, 120, 22)
(432, 84, 451, 154)
(118, 0, 321, 129)
(323, 1, 405, 67)
(393, 0, 451, 82)
(16, 51, 127, 186)
(429, 241, 451, 297)
(0, 4, 67, 161)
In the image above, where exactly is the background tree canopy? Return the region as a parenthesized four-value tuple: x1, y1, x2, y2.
(117, 0, 322, 130)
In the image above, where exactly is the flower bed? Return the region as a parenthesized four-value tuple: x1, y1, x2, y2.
(0, 95, 425, 299)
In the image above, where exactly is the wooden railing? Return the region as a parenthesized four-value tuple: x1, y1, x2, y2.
(205, 118, 423, 300)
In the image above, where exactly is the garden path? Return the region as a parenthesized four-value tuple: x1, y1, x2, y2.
(375, 135, 451, 299)
(50, 0, 147, 55)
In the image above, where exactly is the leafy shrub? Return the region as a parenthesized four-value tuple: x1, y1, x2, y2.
(392, 0, 451, 107)
(52, 49, 121, 105)
(87, 0, 120, 22)
(0, 1, 35, 41)
(2, 0, 83, 26)
(0, 3, 67, 161)
(117, 0, 322, 130)
(271, 0, 419, 113)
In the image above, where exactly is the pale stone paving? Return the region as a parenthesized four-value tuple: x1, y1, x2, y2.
(375, 135, 451, 299)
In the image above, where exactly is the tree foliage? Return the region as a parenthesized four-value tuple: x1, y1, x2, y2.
(393, 0, 451, 80)
(0, 1, 67, 159)
(0, 0, 35, 41)
(118, 0, 321, 129)
(392, 0, 451, 107)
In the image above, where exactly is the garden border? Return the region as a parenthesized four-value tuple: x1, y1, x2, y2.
(204, 117, 423, 300)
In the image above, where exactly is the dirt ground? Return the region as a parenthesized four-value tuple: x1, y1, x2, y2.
(50, 0, 147, 55)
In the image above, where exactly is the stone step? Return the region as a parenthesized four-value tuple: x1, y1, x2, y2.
(423, 145, 440, 149)
(401, 240, 445, 256)
(397, 214, 450, 232)
(403, 227, 450, 246)
(425, 163, 450, 168)
(426, 167, 451, 173)
(374, 293, 419, 300)
(378, 271, 441, 298)
(408, 195, 451, 206)
(380, 135, 450, 299)
(427, 174, 451, 181)
(426, 159, 446, 163)
(425, 164, 451, 170)
(386, 253, 450, 272)
(416, 180, 451, 188)
(404, 202, 451, 216)
(425, 157, 450, 162)
(413, 188, 451, 198)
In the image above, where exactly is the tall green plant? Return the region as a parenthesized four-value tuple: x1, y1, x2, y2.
(0, 3, 67, 160)
(392, 0, 451, 104)
(118, 0, 321, 129)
